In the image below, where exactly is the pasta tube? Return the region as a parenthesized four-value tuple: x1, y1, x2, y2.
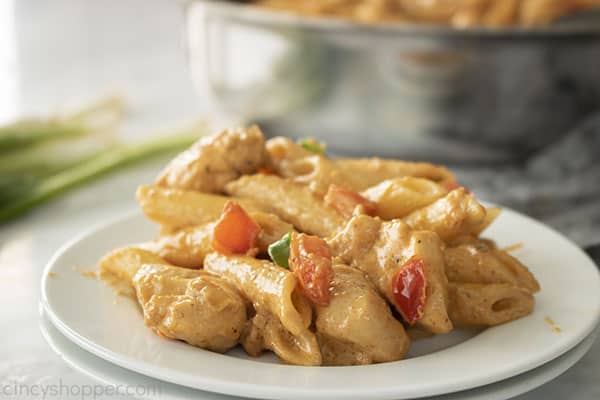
(316, 265, 409, 365)
(204, 253, 312, 336)
(329, 215, 452, 334)
(451, 0, 490, 27)
(266, 137, 456, 195)
(399, 0, 457, 22)
(402, 188, 487, 242)
(225, 174, 344, 237)
(334, 158, 456, 190)
(482, 0, 519, 26)
(267, 137, 361, 196)
(141, 211, 295, 268)
(136, 184, 266, 229)
(445, 238, 540, 293)
(448, 282, 535, 327)
(361, 177, 447, 220)
(99, 247, 166, 288)
(241, 312, 322, 366)
(519, 0, 574, 26)
(141, 224, 214, 269)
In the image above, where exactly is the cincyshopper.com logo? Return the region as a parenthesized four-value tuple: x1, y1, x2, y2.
(0, 379, 160, 399)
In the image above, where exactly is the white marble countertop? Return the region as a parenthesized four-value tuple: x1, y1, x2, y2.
(0, 0, 598, 399)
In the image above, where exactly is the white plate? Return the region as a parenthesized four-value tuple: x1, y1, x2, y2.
(41, 209, 600, 400)
(39, 308, 598, 400)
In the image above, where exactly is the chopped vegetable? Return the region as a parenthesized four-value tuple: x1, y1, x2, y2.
(297, 137, 326, 155)
(212, 201, 261, 255)
(391, 257, 427, 325)
(0, 95, 123, 154)
(289, 233, 333, 306)
(268, 232, 292, 269)
(0, 95, 210, 223)
(324, 184, 377, 218)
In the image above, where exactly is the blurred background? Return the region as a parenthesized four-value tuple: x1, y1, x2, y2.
(3, 0, 599, 243)
(0, 0, 202, 133)
(0, 0, 599, 399)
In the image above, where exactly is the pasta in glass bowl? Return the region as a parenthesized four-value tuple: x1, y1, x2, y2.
(97, 126, 540, 366)
(254, 0, 600, 28)
(185, 1, 600, 162)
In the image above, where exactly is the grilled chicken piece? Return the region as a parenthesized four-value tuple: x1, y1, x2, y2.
(133, 264, 247, 352)
(329, 215, 452, 334)
(99, 247, 247, 353)
(156, 125, 267, 193)
(316, 265, 409, 365)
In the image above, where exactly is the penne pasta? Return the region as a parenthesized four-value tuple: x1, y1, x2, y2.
(141, 224, 214, 269)
(136, 184, 266, 229)
(329, 215, 452, 334)
(519, 0, 573, 26)
(492, 246, 541, 293)
(256, 0, 600, 27)
(354, 0, 410, 22)
(399, 0, 457, 22)
(156, 125, 267, 193)
(266, 136, 313, 166)
(241, 312, 322, 366)
(204, 253, 312, 336)
(444, 238, 540, 293)
(266, 137, 456, 195)
(316, 265, 409, 365)
(267, 137, 356, 196)
(334, 158, 456, 189)
(99, 247, 167, 288)
(451, 0, 490, 27)
(141, 211, 295, 269)
(448, 282, 535, 327)
(482, 0, 520, 26)
(402, 188, 487, 242)
(250, 211, 297, 251)
(225, 174, 344, 237)
(361, 177, 448, 220)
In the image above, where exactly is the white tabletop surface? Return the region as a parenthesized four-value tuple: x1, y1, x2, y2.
(0, 0, 598, 399)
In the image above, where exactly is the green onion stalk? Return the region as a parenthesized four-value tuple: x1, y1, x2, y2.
(0, 95, 124, 154)
(0, 131, 201, 223)
(0, 95, 208, 222)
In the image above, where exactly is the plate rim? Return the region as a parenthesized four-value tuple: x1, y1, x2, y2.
(40, 207, 600, 400)
(38, 308, 599, 400)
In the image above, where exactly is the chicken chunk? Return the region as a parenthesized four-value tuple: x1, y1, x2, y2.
(329, 215, 452, 334)
(98, 247, 247, 353)
(402, 188, 487, 242)
(444, 236, 540, 293)
(156, 125, 267, 193)
(133, 264, 248, 353)
(316, 265, 409, 365)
